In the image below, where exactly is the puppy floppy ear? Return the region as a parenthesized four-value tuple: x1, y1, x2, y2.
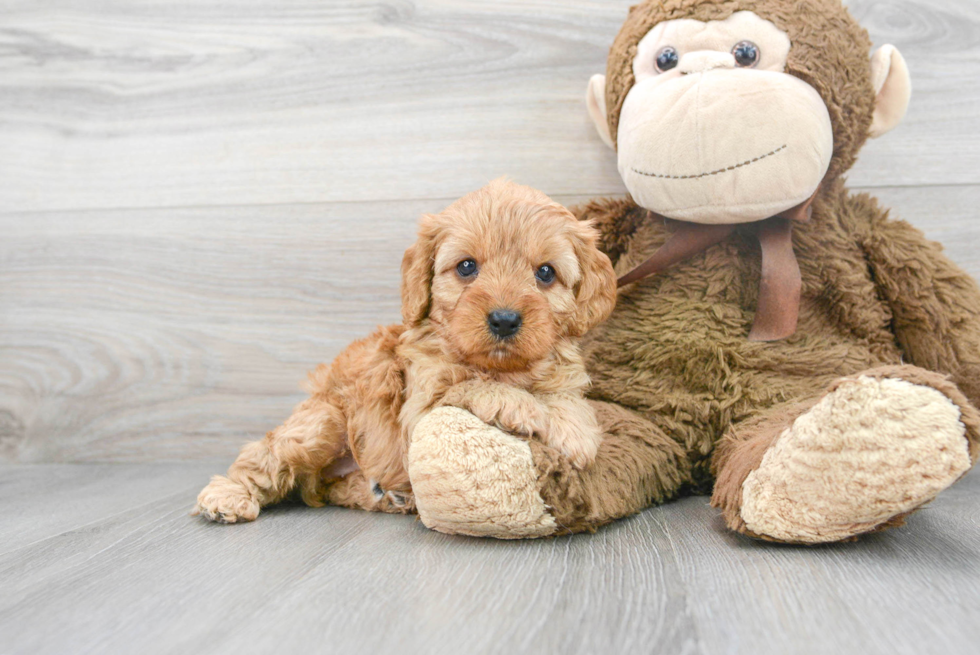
(568, 220, 618, 337)
(401, 215, 440, 326)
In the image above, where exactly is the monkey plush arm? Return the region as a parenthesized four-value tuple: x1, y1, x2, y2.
(571, 197, 647, 266)
(860, 205, 980, 407)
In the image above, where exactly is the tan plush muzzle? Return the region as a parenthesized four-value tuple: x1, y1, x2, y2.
(618, 66, 833, 225)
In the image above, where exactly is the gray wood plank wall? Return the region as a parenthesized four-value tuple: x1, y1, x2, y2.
(2, 0, 979, 463)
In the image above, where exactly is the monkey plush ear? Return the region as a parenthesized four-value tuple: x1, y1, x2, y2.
(586, 74, 615, 149)
(869, 45, 912, 139)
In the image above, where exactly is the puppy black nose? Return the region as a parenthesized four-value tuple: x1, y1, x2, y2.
(487, 309, 522, 338)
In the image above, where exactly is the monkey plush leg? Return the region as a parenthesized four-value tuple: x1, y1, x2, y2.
(407, 400, 690, 538)
(711, 366, 980, 544)
(193, 396, 347, 523)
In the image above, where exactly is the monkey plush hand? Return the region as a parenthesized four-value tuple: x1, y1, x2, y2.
(407, 0, 980, 543)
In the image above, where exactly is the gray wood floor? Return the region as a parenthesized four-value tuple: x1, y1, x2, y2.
(2, 0, 980, 653)
(1, 464, 978, 655)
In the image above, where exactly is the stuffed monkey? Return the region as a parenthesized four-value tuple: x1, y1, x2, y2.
(405, 0, 980, 544)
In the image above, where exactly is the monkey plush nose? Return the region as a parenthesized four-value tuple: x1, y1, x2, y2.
(678, 51, 737, 74)
(487, 309, 522, 338)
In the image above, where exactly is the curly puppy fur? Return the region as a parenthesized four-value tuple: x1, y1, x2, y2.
(193, 179, 617, 523)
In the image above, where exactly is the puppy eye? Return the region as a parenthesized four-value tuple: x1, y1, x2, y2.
(456, 258, 478, 278)
(732, 41, 760, 68)
(535, 264, 556, 285)
(655, 46, 679, 73)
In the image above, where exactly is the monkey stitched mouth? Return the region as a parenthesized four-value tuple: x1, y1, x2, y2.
(631, 144, 788, 180)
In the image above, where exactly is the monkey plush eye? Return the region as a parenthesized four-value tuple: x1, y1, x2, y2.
(535, 264, 557, 285)
(732, 41, 760, 68)
(456, 259, 478, 278)
(655, 46, 680, 73)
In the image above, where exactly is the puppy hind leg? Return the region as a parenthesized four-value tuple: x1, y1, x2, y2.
(194, 397, 348, 523)
(325, 470, 417, 515)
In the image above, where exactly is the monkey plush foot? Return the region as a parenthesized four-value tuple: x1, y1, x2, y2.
(725, 371, 974, 544)
(409, 401, 690, 539)
(408, 407, 558, 539)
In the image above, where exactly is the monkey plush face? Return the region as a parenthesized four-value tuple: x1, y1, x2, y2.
(588, 0, 912, 226)
(610, 11, 833, 223)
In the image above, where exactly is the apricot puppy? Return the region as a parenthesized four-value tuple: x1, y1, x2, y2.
(193, 179, 617, 523)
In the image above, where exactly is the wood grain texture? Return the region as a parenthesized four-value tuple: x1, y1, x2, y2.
(2, 0, 980, 462)
(3, 187, 978, 463)
(0, 0, 979, 214)
(0, 463, 977, 655)
(1, 200, 423, 462)
(0, 461, 223, 553)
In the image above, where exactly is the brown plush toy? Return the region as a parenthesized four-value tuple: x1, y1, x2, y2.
(406, 0, 980, 544)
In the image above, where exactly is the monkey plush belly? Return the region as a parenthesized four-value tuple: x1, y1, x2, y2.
(582, 200, 905, 465)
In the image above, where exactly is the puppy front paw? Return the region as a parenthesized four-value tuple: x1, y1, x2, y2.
(192, 475, 260, 524)
(546, 420, 601, 470)
(494, 397, 549, 440)
(439, 382, 548, 439)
